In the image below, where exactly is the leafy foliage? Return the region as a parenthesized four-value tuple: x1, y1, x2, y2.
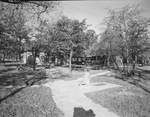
(96, 4, 150, 74)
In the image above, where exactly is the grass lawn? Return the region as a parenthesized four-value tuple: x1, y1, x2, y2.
(54, 66, 85, 81)
(55, 66, 109, 81)
(0, 66, 64, 117)
(90, 73, 129, 86)
(0, 87, 64, 117)
(86, 72, 150, 117)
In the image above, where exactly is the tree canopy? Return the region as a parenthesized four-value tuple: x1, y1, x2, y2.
(96, 4, 150, 74)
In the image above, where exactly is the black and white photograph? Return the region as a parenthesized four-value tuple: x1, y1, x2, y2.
(0, 0, 150, 117)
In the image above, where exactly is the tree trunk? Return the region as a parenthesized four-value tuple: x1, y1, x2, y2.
(121, 55, 125, 73)
(126, 49, 129, 76)
(33, 52, 37, 71)
(64, 55, 68, 66)
(33, 57, 36, 70)
(60, 55, 64, 66)
(112, 55, 121, 73)
(15, 54, 18, 62)
(69, 49, 73, 72)
(26, 52, 28, 66)
(19, 53, 22, 68)
(19, 51, 22, 62)
(18, 38, 22, 62)
(107, 50, 110, 67)
(132, 60, 136, 76)
(47, 52, 50, 65)
(123, 62, 125, 72)
(55, 56, 58, 66)
(2, 52, 5, 66)
(107, 55, 110, 66)
(16, 54, 19, 70)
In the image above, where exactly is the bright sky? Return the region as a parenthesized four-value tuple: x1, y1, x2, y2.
(61, 0, 150, 34)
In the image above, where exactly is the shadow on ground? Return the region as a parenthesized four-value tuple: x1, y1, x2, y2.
(0, 87, 25, 103)
(0, 67, 16, 74)
(0, 67, 47, 87)
(73, 107, 95, 117)
(102, 70, 150, 94)
(0, 66, 48, 103)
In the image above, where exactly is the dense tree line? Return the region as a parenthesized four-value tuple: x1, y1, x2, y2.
(95, 4, 150, 76)
(1, 1, 149, 74)
(0, 1, 59, 69)
(0, 1, 98, 71)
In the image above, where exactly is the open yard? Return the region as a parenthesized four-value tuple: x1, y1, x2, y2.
(1, 65, 150, 117)
(85, 68, 150, 117)
(0, 66, 64, 117)
(1, 1, 150, 117)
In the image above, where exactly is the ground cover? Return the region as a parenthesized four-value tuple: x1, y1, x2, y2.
(0, 66, 64, 117)
(86, 71, 150, 117)
(53, 66, 85, 81)
(0, 86, 64, 117)
(0, 66, 47, 87)
(55, 66, 109, 81)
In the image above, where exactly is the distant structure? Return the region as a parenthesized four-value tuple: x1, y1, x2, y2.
(71, 55, 107, 70)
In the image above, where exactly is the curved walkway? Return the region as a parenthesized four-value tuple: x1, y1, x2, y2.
(44, 69, 122, 117)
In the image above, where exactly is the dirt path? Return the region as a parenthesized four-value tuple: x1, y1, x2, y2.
(44, 69, 122, 117)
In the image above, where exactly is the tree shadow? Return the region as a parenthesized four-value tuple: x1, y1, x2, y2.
(0, 86, 26, 103)
(0, 68, 47, 87)
(114, 73, 150, 94)
(95, 68, 150, 95)
(25, 71, 48, 86)
(0, 68, 48, 103)
(0, 71, 31, 86)
(140, 72, 150, 81)
(129, 81, 150, 94)
(0, 67, 16, 74)
(73, 107, 96, 117)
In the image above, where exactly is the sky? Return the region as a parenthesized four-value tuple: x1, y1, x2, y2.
(61, 0, 150, 34)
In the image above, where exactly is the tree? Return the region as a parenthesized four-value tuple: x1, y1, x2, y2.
(0, 2, 30, 67)
(53, 16, 88, 72)
(84, 29, 98, 56)
(0, 1, 60, 69)
(100, 4, 150, 76)
(25, 20, 48, 70)
(98, 27, 124, 72)
(0, 1, 60, 21)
